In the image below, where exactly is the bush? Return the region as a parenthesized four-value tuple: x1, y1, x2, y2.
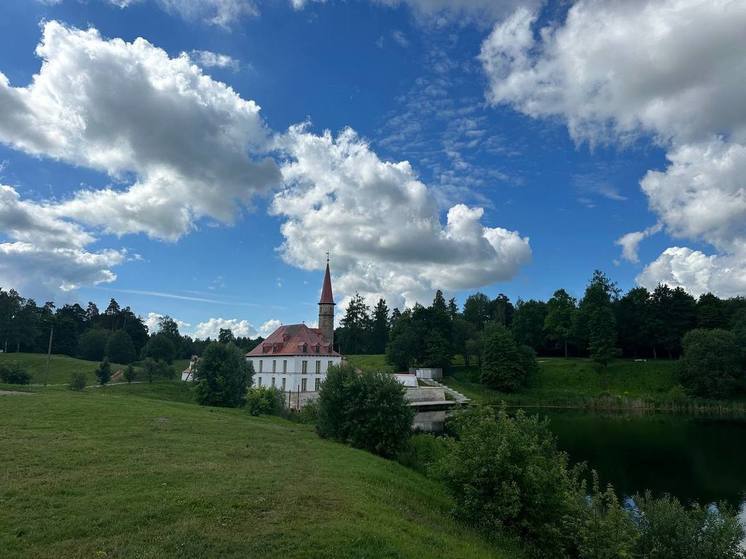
(317, 364, 414, 457)
(95, 357, 111, 386)
(396, 433, 448, 476)
(246, 387, 286, 416)
(438, 406, 582, 557)
(142, 358, 173, 383)
(296, 399, 319, 424)
(678, 329, 743, 398)
(0, 363, 31, 385)
(194, 342, 251, 408)
(481, 325, 535, 392)
(106, 330, 137, 364)
(78, 329, 109, 362)
(141, 333, 176, 364)
(634, 492, 745, 559)
(69, 372, 87, 391)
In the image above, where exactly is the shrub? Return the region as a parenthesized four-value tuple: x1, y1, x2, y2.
(246, 387, 285, 416)
(95, 358, 111, 386)
(296, 399, 319, 424)
(142, 358, 174, 383)
(666, 384, 688, 404)
(106, 330, 137, 364)
(678, 329, 743, 399)
(69, 372, 87, 391)
(141, 333, 176, 364)
(0, 363, 31, 385)
(194, 342, 252, 408)
(396, 433, 448, 476)
(481, 325, 534, 392)
(438, 406, 582, 557)
(317, 364, 414, 457)
(123, 364, 136, 383)
(78, 329, 109, 362)
(634, 492, 745, 559)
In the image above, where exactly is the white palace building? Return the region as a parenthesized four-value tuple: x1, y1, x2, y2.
(246, 260, 342, 394)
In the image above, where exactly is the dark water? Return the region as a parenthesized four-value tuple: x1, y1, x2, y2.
(541, 410, 746, 514)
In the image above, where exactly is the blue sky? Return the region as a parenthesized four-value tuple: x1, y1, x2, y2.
(1, 0, 744, 338)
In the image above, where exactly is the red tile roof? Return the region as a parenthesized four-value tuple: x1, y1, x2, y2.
(246, 323, 339, 357)
(319, 261, 334, 305)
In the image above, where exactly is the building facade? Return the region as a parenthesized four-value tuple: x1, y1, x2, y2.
(246, 261, 341, 393)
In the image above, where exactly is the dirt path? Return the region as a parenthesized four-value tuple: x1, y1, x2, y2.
(0, 390, 33, 396)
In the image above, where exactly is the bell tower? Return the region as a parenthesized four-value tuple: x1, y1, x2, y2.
(318, 257, 335, 347)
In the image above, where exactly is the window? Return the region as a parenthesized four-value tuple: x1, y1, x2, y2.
(272, 360, 276, 373)
(302, 360, 308, 374)
(327, 361, 333, 372)
(259, 360, 263, 373)
(315, 360, 321, 374)
(271, 377, 275, 388)
(257, 377, 262, 387)
(301, 378, 307, 392)
(281, 377, 286, 390)
(314, 378, 320, 391)
(282, 360, 287, 373)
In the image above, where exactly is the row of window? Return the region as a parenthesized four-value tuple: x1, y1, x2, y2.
(255, 377, 321, 392)
(256, 359, 333, 374)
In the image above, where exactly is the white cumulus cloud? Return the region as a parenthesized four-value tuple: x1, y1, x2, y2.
(272, 125, 531, 308)
(192, 317, 258, 339)
(189, 50, 240, 71)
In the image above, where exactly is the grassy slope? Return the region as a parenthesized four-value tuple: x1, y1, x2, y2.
(0, 388, 520, 559)
(444, 358, 679, 405)
(0, 353, 128, 385)
(345, 354, 393, 373)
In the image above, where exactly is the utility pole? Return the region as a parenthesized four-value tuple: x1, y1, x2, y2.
(44, 325, 54, 386)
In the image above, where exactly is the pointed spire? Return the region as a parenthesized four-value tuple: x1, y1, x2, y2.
(319, 257, 334, 305)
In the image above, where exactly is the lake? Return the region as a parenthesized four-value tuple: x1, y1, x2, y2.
(541, 409, 746, 520)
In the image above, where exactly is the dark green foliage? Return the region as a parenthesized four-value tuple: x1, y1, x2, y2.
(95, 357, 111, 386)
(142, 333, 176, 364)
(439, 407, 581, 557)
(511, 299, 548, 352)
(0, 363, 31, 384)
(77, 329, 109, 362)
(481, 325, 535, 392)
(124, 364, 136, 383)
(336, 293, 372, 354)
(396, 433, 448, 476)
(246, 386, 286, 416)
(69, 372, 86, 391)
(678, 328, 743, 398)
(463, 292, 492, 330)
(544, 289, 576, 358)
(106, 330, 137, 364)
(697, 292, 728, 329)
(576, 271, 619, 369)
(370, 298, 390, 354)
(194, 342, 251, 408)
(142, 357, 172, 383)
(650, 285, 697, 358)
(218, 328, 235, 344)
(615, 287, 653, 358)
(634, 492, 745, 559)
(316, 364, 414, 457)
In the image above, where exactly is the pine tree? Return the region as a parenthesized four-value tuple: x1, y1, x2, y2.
(544, 289, 576, 358)
(96, 357, 111, 386)
(371, 298, 390, 354)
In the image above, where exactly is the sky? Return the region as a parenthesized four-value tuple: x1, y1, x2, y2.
(0, 0, 744, 339)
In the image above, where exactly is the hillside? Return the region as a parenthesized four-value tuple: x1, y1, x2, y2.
(0, 388, 521, 559)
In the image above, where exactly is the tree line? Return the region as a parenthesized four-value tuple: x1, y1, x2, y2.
(0, 288, 264, 364)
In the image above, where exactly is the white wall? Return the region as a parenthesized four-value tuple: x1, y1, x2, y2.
(248, 354, 342, 393)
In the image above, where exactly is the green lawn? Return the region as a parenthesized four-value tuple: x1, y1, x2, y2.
(345, 354, 393, 373)
(0, 387, 521, 559)
(444, 357, 681, 405)
(0, 353, 129, 385)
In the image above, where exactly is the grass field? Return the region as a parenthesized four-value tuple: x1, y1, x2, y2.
(345, 354, 393, 373)
(0, 353, 129, 385)
(0, 386, 521, 559)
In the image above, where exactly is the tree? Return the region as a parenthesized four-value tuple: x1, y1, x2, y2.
(78, 329, 109, 362)
(678, 329, 743, 399)
(69, 372, 86, 391)
(370, 298, 390, 354)
(386, 315, 418, 371)
(316, 364, 414, 457)
(246, 387, 286, 416)
(336, 293, 372, 354)
(95, 357, 111, 386)
(544, 289, 576, 358)
(577, 271, 619, 368)
(452, 318, 477, 366)
(124, 364, 136, 383)
(511, 299, 548, 352)
(105, 330, 137, 364)
(696, 292, 728, 329)
(650, 285, 697, 358)
(616, 287, 652, 358)
(481, 325, 534, 392)
(218, 328, 236, 344)
(142, 333, 176, 364)
(490, 294, 514, 327)
(194, 342, 252, 407)
(463, 292, 491, 330)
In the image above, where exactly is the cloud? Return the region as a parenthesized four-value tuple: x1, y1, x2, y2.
(480, 0, 746, 296)
(374, 0, 542, 26)
(0, 184, 126, 293)
(272, 125, 531, 308)
(103, 0, 259, 27)
(391, 30, 409, 47)
(144, 312, 191, 333)
(192, 317, 258, 339)
(0, 21, 279, 241)
(189, 50, 240, 71)
(615, 223, 662, 264)
(259, 319, 281, 336)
